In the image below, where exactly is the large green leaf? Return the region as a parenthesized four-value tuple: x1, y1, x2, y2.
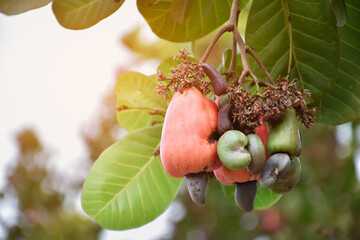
(52, 0, 125, 30)
(245, 0, 339, 102)
(82, 125, 183, 230)
(312, 0, 360, 124)
(0, 0, 51, 15)
(137, 0, 232, 42)
(222, 184, 282, 210)
(115, 72, 168, 132)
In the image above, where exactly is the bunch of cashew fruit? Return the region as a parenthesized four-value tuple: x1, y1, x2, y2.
(160, 63, 302, 212)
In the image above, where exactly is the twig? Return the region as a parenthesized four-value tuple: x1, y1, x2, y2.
(200, 24, 233, 63)
(232, 29, 250, 74)
(246, 47, 275, 85)
(200, 0, 275, 89)
(228, 36, 237, 76)
(229, 7, 240, 77)
(238, 69, 249, 85)
(200, 0, 239, 63)
(229, 0, 239, 24)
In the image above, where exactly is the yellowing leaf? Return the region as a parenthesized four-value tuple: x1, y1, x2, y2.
(137, 0, 232, 42)
(52, 0, 125, 30)
(170, 0, 193, 24)
(115, 71, 167, 110)
(0, 0, 51, 15)
(115, 71, 168, 131)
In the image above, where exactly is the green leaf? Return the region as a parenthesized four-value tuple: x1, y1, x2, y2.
(52, 0, 125, 30)
(115, 72, 167, 131)
(137, 0, 232, 42)
(116, 98, 164, 132)
(157, 55, 196, 75)
(0, 0, 51, 15)
(221, 184, 282, 210)
(312, 0, 360, 124)
(253, 187, 282, 210)
(170, 0, 193, 24)
(332, 0, 348, 27)
(81, 125, 183, 230)
(245, 0, 339, 101)
(157, 56, 186, 76)
(217, 48, 242, 77)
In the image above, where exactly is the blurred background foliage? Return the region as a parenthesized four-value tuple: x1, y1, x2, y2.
(1, 21, 360, 240)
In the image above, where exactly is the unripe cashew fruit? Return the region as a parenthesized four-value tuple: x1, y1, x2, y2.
(259, 153, 291, 189)
(214, 122, 269, 185)
(160, 87, 221, 178)
(270, 157, 301, 194)
(246, 134, 266, 175)
(217, 130, 251, 170)
(266, 108, 299, 157)
(235, 180, 258, 212)
(217, 102, 233, 135)
(201, 63, 228, 96)
(296, 129, 302, 157)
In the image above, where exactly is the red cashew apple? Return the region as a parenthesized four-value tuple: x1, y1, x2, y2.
(214, 166, 258, 186)
(160, 87, 221, 178)
(160, 87, 221, 205)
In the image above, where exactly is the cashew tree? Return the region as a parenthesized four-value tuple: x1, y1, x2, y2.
(2, 0, 359, 232)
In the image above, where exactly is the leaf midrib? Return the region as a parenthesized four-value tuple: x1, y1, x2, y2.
(93, 142, 161, 218)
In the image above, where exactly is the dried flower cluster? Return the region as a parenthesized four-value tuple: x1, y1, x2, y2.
(261, 78, 316, 128)
(228, 85, 263, 132)
(157, 50, 316, 131)
(156, 49, 211, 99)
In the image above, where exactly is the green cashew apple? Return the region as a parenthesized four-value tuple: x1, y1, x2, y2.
(246, 134, 266, 175)
(217, 130, 251, 170)
(296, 129, 302, 157)
(270, 157, 301, 194)
(266, 108, 299, 157)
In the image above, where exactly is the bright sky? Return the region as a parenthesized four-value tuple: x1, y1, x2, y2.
(0, 1, 177, 239)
